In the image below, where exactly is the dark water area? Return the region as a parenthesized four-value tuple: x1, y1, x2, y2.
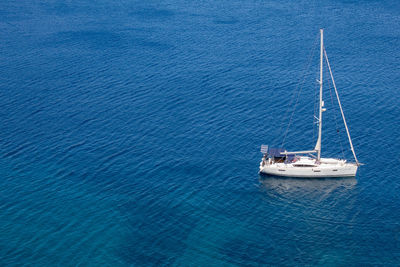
(1, 0, 399, 265)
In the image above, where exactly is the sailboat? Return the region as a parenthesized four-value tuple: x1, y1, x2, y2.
(259, 29, 360, 178)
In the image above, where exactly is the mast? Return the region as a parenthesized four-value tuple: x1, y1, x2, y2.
(314, 28, 325, 161)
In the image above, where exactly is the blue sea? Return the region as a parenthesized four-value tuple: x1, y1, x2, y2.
(1, 0, 400, 266)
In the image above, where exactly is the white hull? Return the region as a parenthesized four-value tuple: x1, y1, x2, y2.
(259, 160, 358, 178)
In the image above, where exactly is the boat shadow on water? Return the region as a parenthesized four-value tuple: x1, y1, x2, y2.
(258, 173, 357, 197)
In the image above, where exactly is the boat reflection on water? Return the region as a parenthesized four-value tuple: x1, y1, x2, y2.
(259, 175, 357, 198)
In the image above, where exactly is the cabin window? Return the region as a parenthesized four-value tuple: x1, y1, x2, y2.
(313, 169, 321, 172)
(332, 169, 338, 171)
(278, 169, 286, 171)
(293, 164, 316, 167)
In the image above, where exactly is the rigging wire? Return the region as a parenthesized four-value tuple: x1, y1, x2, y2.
(326, 66, 346, 159)
(324, 49, 359, 164)
(280, 33, 319, 148)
